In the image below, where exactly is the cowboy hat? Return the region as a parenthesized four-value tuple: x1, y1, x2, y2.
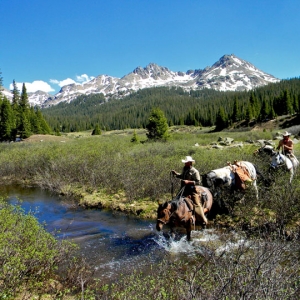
(182, 156, 195, 163)
(282, 131, 291, 137)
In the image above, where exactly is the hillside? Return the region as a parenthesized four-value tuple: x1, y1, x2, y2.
(41, 77, 300, 133)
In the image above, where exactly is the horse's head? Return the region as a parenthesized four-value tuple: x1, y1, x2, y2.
(270, 152, 285, 169)
(201, 171, 216, 189)
(156, 201, 172, 231)
(255, 145, 275, 156)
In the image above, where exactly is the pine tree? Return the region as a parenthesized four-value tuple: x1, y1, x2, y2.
(269, 105, 276, 119)
(91, 124, 101, 135)
(130, 129, 139, 143)
(11, 80, 20, 109)
(249, 92, 260, 119)
(0, 97, 15, 141)
(18, 111, 31, 138)
(215, 107, 227, 131)
(17, 83, 31, 138)
(231, 97, 240, 122)
(258, 99, 269, 121)
(29, 107, 42, 134)
(20, 83, 30, 112)
(146, 107, 169, 141)
(282, 90, 293, 115)
(35, 108, 51, 134)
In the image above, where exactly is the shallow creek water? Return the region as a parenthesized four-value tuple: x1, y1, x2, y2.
(2, 185, 243, 283)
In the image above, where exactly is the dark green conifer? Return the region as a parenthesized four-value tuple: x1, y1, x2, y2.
(130, 129, 139, 143)
(231, 97, 240, 122)
(0, 97, 15, 141)
(91, 124, 101, 135)
(215, 107, 227, 131)
(146, 107, 169, 141)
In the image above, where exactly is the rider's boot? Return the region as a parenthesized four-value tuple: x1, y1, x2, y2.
(192, 193, 208, 225)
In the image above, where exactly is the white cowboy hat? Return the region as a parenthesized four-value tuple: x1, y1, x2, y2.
(282, 131, 291, 137)
(182, 156, 195, 163)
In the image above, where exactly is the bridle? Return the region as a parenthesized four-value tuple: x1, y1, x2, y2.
(157, 203, 172, 225)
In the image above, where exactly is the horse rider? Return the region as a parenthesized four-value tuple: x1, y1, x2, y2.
(276, 131, 294, 155)
(171, 156, 208, 225)
(276, 131, 299, 168)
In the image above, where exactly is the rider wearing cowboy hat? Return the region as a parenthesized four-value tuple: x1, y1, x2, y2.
(276, 131, 294, 155)
(171, 156, 208, 225)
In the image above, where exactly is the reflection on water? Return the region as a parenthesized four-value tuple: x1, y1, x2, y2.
(1, 185, 246, 282)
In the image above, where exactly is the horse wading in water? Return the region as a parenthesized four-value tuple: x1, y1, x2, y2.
(156, 186, 213, 241)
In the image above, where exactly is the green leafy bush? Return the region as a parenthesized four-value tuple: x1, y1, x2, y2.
(0, 199, 76, 298)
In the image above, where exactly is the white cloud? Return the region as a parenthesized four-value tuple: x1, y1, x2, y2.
(9, 80, 55, 93)
(9, 74, 95, 94)
(76, 74, 95, 83)
(50, 74, 94, 88)
(50, 78, 77, 87)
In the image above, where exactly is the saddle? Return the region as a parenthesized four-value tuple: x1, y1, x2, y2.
(228, 161, 252, 190)
(183, 193, 208, 225)
(183, 196, 194, 211)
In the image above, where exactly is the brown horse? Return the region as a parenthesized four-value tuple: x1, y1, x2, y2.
(156, 187, 213, 241)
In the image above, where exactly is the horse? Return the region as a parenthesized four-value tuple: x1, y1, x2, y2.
(255, 145, 299, 183)
(270, 152, 298, 183)
(201, 161, 259, 213)
(156, 187, 213, 241)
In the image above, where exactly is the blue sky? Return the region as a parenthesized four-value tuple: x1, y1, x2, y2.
(1, 0, 300, 94)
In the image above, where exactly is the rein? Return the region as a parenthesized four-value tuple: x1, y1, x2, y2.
(157, 197, 186, 225)
(170, 171, 185, 199)
(170, 171, 175, 199)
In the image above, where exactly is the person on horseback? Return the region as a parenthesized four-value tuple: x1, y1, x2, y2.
(276, 131, 299, 169)
(171, 156, 208, 225)
(276, 131, 294, 155)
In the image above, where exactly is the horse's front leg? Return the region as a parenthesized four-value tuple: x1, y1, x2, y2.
(170, 226, 176, 240)
(185, 221, 192, 241)
(253, 180, 259, 200)
(289, 169, 294, 183)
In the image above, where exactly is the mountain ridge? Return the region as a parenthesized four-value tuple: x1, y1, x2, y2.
(3, 54, 279, 107)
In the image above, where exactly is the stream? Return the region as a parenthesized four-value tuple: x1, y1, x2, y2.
(2, 185, 240, 283)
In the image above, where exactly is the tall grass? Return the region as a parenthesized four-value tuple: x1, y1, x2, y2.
(0, 131, 273, 199)
(0, 129, 299, 225)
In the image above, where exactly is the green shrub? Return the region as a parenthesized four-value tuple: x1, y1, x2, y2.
(0, 199, 77, 298)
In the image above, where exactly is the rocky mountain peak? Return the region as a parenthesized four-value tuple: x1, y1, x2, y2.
(132, 63, 172, 80)
(3, 54, 280, 107)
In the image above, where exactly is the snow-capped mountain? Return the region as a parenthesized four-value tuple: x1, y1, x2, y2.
(4, 54, 280, 107)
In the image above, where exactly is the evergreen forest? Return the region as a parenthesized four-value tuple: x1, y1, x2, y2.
(41, 77, 300, 133)
(0, 75, 51, 141)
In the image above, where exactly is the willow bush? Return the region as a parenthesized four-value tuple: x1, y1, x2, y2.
(0, 199, 79, 299)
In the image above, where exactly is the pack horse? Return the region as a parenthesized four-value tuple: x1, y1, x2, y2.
(201, 161, 259, 200)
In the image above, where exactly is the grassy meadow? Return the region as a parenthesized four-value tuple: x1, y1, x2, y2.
(0, 126, 299, 224)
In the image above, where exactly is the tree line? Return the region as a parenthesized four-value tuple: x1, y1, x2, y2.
(1, 68, 300, 137)
(42, 77, 300, 133)
(0, 73, 51, 141)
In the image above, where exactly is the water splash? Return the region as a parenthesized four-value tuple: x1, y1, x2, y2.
(153, 228, 249, 258)
(154, 229, 220, 255)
